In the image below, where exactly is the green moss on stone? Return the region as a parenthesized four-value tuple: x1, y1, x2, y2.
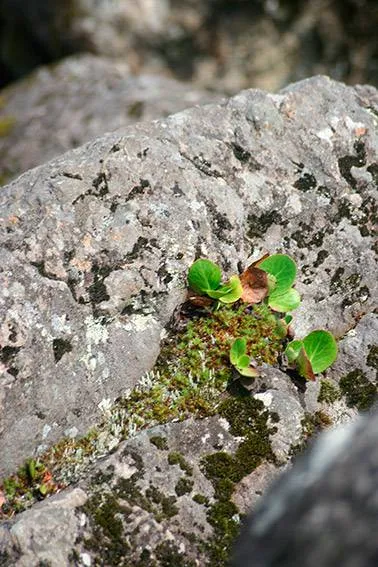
(168, 452, 193, 476)
(192, 493, 209, 505)
(149, 436, 168, 450)
(175, 477, 194, 496)
(201, 395, 275, 565)
(367, 345, 378, 373)
(318, 379, 341, 404)
(339, 369, 377, 411)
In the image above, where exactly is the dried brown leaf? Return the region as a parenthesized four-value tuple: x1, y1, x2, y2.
(240, 265, 269, 304)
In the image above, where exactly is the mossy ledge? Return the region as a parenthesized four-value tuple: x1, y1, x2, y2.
(0, 302, 285, 517)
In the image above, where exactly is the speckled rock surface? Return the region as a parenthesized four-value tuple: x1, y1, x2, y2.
(0, 53, 221, 184)
(0, 75, 377, 565)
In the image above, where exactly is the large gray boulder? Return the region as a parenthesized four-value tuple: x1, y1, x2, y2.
(0, 76, 377, 564)
(0, 53, 221, 184)
(1, 1, 378, 93)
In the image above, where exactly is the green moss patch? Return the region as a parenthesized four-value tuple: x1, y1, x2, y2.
(318, 379, 341, 404)
(201, 396, 276, 565)
(339, 369, 377, 411)
(1, 302, 284, 518)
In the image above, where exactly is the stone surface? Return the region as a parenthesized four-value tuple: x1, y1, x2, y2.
(0, 53, 222, 184)
(1, 1, 378, 93)
(232, 410, 378, 567)
(0, 75, 377, 564)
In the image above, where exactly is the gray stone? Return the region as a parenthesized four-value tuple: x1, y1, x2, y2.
(0, 75, 377, 475)
(0, 75, 377, 564)
(0, 53, 222, 183)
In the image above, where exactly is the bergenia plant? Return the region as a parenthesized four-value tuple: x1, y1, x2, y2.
(229, 338, 259, 378)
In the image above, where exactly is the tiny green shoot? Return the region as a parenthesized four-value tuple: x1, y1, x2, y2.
(230, 338, 259, 377)
(285, 330, 338, 380)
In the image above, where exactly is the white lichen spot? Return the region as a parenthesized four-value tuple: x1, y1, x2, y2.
(51, 313, 71, 334)
(201, 433, 211, 444)
(123, 314, 158, 333)
(85, 315, 109, 345)
(42, 424, 52, 439)
(219, 417, 231, 431)
(254, 392, 273, 407)
(316, 127, 334, 143)
(80, 552, 91, 567)
(285, 192, 302, 214)
(64, 426, 79, 438)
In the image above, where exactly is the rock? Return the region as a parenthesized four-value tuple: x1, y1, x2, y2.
(0, 53, 222, 184)
(232, 410, 378, 567)
(1, 1, 378, 93)
(0, 75, 377, 564)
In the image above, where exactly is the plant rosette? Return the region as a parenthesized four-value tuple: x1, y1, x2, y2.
(229, 338, 259, 378)
(285, 330, 338, 380)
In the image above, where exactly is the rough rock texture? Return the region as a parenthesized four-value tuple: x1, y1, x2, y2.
(1, 0, 378, 92)
(0, 53, 222, 184)
(0, 76, 377, 564)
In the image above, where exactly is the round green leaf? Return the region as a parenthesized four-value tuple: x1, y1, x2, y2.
(188, 259, 221, 294)
(302, 330, 338, 374)
(218, 275, 243, 304)
(268, 288, 301, 312)
(285, 339, 303, 363)
(238, 366, 259, 378)
(258, 254, 297, 295)
(207, 283, 232, 299)
(230, 338, 247, 365)
(237, 354, 251, 369)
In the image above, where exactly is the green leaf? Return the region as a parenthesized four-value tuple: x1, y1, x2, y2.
(218, 275, 243, 304)
(188, 259, 221, 294)
(39, 484, 48, 496)
(238, 366, 259, 378)
(302, 330, 338, 374)
(207, 283, 232, 299)
(284, 315, 293, 325)
(258, 254, 297, 295)
(237, 354, 251, 369)
(268, 287, 301, 312)
(285, 339, 303, 363)
(230, 338, 246, 365)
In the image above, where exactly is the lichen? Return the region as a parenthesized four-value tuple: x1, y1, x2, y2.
(339, 369, 377, 411)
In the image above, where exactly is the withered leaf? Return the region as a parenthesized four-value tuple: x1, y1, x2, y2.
(240, 265, 269, 304)
(297, 347, 316, 381)
(187, 293, 214, 308)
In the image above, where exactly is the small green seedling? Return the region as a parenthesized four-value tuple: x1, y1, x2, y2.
(285, 330, 338, 380)
(188, 259, 242, 304)
(229, 338, 259, 377)
(258, 254, 301, 312)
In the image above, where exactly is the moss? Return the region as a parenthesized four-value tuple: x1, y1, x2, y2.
(1, 302, 285, 518)
(367, 345, 378, 373)
(318, 379, 341, 404)
(149, 436, 168, 450)
(339, 369, 377, 411)
(192, 493, 209, 505)
(154, 541, 195, 567)
(83, 491, 131, 565)
(201, 396, 275, 565)
(0, 115, 16, 137)
(168, 452, 193, 476)
(175, 477, 194, 496)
